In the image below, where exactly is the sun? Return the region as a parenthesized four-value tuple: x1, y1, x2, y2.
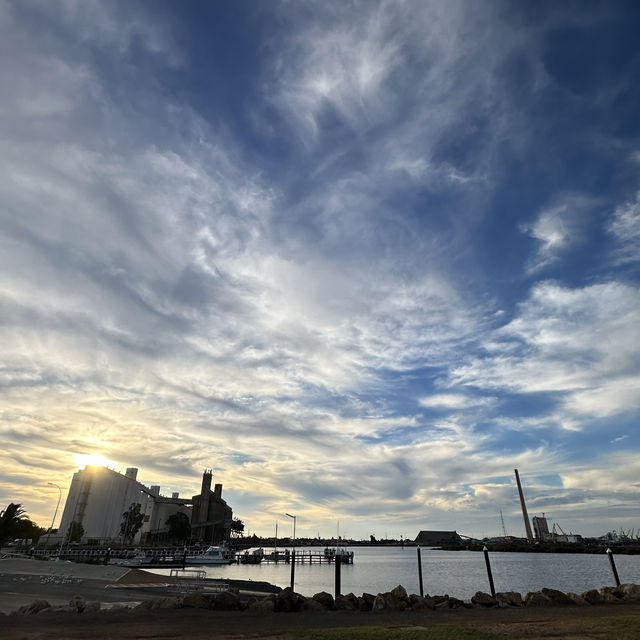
(74, 453, 117, 469)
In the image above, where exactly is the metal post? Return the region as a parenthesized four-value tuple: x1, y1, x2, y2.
(183, 546, 187, 569)
(335, 550, 342, 599)
(417, 547, 424, 597)
(606, 548, 621, 587)
(104, 548, 110, 566)
(483, 546, 496, 597)
(286, 513, 296, 591)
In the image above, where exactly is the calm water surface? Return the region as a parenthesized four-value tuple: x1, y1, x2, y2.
(152, 546, 640, 599)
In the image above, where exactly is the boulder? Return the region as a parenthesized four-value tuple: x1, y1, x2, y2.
(601, 586, 624, 599)
(274, 587, 304, 612)
(409, 596, 436, 611)
(524, 591, 553, 607)
(247, 596, 275, 613)
(84, 601, 101, 613)
(135, 599, 179, 611)
(18, 600, 51, 615)
(40, 605, 76, 614)
(618, 583, 640, 600)
(372, 591, 407, 612)
(182, 592, 216, 609)
(335, 594, 357, 610)
(390, 585, 408, 602)
(541, 588, 576, 606)
(312, 591, 334, 610)
(433, 594, 449, 605)
(598, 589, 620, 603)
(359, 593, 375, 611)
(472, 591, 497, 607)
(496, 591, 523, 608)
(566, 592, 588, 606)
(300, 597, 326, 612)
(581, 589, 604, 605)
(448, 597, 468, 609)
(69, 595, 86, 613)
(214, 591, 243, 611)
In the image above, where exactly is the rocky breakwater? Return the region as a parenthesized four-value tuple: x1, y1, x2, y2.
(5, 582, 640, 617)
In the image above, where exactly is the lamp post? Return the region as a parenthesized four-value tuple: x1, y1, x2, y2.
(45, 483, 62, 551)
(285, 513, 296, 590)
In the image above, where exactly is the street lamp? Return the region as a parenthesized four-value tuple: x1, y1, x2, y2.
(45, 483, 62, 551)
(285, 513, 296, 590)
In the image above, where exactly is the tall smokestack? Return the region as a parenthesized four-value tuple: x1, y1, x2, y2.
(514, 469, 534, 542)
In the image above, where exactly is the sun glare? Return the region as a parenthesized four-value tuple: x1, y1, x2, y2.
(75, 453, 117, 470)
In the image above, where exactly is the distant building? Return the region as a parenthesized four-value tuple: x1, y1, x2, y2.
(190, 469, 233, 544)
(56, 466, 191, 545)
(414, 530, 463, 546)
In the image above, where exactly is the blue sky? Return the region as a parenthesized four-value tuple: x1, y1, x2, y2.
(1, 0, 640, 540)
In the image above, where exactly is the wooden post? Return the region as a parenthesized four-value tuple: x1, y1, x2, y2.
(483, 546, 496, 597)
(417, 547, 424, 597)
(104, 548, 110, 566)
(335, 551, 342, 599)
(290, 549, 296, 590)
(606, 548, 621, 587)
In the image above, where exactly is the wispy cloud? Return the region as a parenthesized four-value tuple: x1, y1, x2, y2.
(607, 191, 640, 265)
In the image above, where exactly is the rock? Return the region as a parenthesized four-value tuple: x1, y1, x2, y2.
(334, 594, 357, 610)
(372, 592, 406, 612)
(472, 591, 497, 607)
(435, 600, 451, 609)
(247, 596, 275, 612)
(18, 600, 51, 615)
(433, 594, 449, 605)
(618, 583, 640, 600)
(541, 588, 576, 606)
(84, 601, 101, 613)
(69, 595, 86, 612)
(409, 596, 436, 611)
(135, 598, 180, 611)
(390, 584, 408, 602)
(40, 605, 76, 614)
(598, 589, 620, 603)
(566, 592, 588, 606)
(300, 597, 326, 612)
(525, 591, 553, 607)
(312, 591, 334, 610)
(359, 593, 375, 611)
(582, 589, 604, 605)
(274, 587, 304, 612)
(448, 597, 467, 609)
(601, 586, 624, 600)
(496, 591, 523, 608)
(214, 590, 243, 611)
(182, 592, 216, 609)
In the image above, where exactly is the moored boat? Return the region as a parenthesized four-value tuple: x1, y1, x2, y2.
(185, 545, 234, 565)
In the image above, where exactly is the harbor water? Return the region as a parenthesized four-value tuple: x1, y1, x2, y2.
(152, 545, 640, 599)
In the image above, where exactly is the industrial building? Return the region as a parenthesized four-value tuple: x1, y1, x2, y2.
(190, 469, 233, 544)
(414, 530, 463, 545)
(54, 465, 230, 546)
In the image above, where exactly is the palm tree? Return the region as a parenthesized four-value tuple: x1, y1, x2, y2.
(0, 503, 27, 544)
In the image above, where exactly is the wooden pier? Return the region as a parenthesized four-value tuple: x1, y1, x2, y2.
(248, 549, 354, 565)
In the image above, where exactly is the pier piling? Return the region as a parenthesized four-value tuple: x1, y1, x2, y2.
(483, 546, 496, 597)
(334, 550, 342, 599)
(606, 548, 621, 587)
(417, 547, 424, 598)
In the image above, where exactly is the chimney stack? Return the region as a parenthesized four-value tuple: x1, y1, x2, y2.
(514, 469, 534, 542)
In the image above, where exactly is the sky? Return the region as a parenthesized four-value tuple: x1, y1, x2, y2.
(1, 0, 640, 541)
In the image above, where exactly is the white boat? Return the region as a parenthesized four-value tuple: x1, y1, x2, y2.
(185, 545, 234, 565)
